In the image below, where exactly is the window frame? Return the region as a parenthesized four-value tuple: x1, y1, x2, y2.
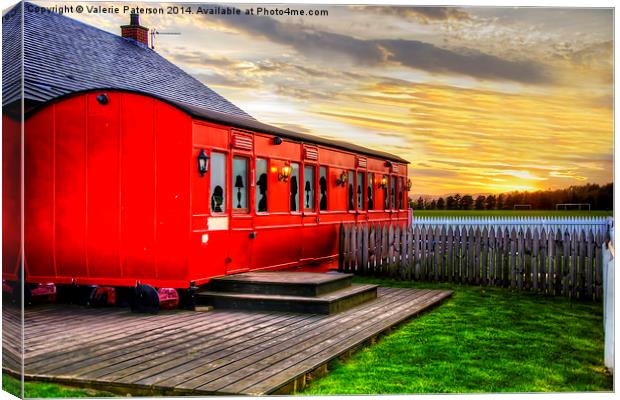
(347, 170, 355, 212)
(356, 170, 366, 212)
(367, 172, 375, 211)
(255, 157, 269, 214)
(289, 161, 302, 214)
(302, 163, 317, 213)
(231, 155, 250, 214)
(209, 150, 228, 215)
(319, 165, 328, 212)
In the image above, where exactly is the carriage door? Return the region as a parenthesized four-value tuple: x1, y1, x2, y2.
(227, 132, 254, 274)
(300, 146, 319, 262)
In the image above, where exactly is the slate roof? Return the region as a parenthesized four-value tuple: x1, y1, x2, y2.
(2, 2, 253, 118)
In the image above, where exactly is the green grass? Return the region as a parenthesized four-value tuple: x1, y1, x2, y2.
(413, 210, 612, 217)
(303, 277, 612, 395)
(2, 374, 114, 398)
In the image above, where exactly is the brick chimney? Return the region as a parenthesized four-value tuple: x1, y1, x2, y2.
(121, 13, 148, 46)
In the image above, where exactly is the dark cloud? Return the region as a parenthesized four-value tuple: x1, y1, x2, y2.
(204, 10, 550, 84)
(194, 72, 259, 89)
(354, 6, 473, 24)
(378, 40, 549, 84)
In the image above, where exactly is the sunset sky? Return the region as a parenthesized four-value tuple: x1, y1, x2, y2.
(37, 2, 614, 195)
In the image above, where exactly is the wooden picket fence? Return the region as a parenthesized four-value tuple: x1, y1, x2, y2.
(338, 222, 611, 300)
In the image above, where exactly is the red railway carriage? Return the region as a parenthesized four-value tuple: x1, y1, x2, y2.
(21, 89, 410, 290)
(2, 4, 411, 299)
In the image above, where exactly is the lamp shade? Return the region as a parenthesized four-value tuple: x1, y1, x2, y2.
(235, 175, 244, 188)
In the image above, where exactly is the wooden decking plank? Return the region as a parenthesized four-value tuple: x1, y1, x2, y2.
(29, 310, 263, 375)
(240, 290, 452, 395)
(105, 312, 312, 383)
(150, 288, 407, 389)
(25, 307, 117, 330)
(25, 311, 173, 349)
(134, 313, 325, 387)
(83, 314, 290, 382)
(25, 311, 202, 357)
(170, 288, 419, 391)
(24, 313, 250, 367)
(25, 310, 189, 347)
(200, 290, 440, 393)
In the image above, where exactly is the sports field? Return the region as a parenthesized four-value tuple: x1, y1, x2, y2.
(412, 210, 612, 217)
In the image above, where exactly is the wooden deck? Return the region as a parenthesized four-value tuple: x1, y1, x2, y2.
(3, 287, 452, 396)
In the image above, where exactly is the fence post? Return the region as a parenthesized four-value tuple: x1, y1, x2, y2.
(338, 223, 345, 272)
(362, 223, 369, 275)
(509, 228, 517, 289)
(579, 229, 586, 299)
(414, 225, 421, 280)
(603, 226, 614, 373)
(407, 225, 414, 280)
(532, 228, 539, 292)
(503, 227, 510, 288)
(446, 226, 454, 282)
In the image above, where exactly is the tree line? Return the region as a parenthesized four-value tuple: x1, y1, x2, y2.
(410, 183, 613, 211)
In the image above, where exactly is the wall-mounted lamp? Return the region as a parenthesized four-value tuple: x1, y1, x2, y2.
(273, 136, 283, 145)
(378, 176, 388, 189)
(384, 160, 392, 168)
(406, 178, 412, 191)
(336, 171, 348, 187)
(197, 149, 209, 177)
(279, 164, 291, 182)
(96, 93, 109, 105)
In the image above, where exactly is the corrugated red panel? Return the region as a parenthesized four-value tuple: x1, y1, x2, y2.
(232, 133, 253, 151)
(357, 157, 367, 168)
(304, 146, 319, 161)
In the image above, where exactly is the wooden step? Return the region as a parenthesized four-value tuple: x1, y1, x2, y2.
(196, 284, 378, 314)
(205, 271, 353, 297)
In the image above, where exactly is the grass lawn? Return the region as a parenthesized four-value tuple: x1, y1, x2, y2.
(413, 210, 613, 217)
(303, 277, 613, 395)
(2, 374, 114, 398)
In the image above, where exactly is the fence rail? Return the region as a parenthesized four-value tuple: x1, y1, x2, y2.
(412, 216, 612, 237)
(339, 220, 611, 301)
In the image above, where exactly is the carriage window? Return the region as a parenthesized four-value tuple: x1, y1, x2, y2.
(319, 166, 328, 211)
(290, 162, 300, 212)
(256, 158, 268, 213)
(390, 176, 396, 210)
(232, 157, 248, 211)
(384, 176, 389, 210)
(210, 152, 226, 213)
(398, 177, 404, 209)
(348, 171, 355, 211)
(367, 173, 374, 210)
(357, 172, 364, 210)
(304, 165, 315, 211)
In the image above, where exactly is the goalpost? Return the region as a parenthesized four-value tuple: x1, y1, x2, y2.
(555, 203, 591, 211)
(513, 204, 532, 210)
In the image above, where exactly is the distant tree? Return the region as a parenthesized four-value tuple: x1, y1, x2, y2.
(460, 195, 474, 210)
(446, 196, 456, 210)
(436, 197, 445, 210)
(497, 193, 506, 210)
(474, 195, 486, 210)
(430, 199, 437, 210)
(416, 196, 425, 210)
(485, 194, 497, 210)
(453, 194, 462, 210)
(408, 197, 415, 209)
